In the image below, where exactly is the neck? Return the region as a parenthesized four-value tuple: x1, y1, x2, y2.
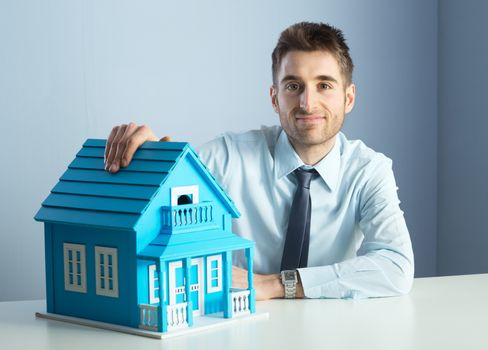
(289, 136, 336, 166)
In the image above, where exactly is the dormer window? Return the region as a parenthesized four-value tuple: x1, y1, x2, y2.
(171, 185, 199, 206)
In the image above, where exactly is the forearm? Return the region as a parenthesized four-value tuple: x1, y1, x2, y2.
(233, 249, 413, 300)
(254, 273, 305, 300)
(297, 249, 414, 299)
(232, 266, 304, 300)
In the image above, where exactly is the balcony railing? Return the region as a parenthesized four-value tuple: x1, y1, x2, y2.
(138, 304, 159, 331)
(167, 302, 188, 331)
(161, 202, 217, 233)
(230, 288, 251, 317)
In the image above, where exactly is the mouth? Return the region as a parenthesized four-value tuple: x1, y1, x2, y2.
(295, 114, 325, 124)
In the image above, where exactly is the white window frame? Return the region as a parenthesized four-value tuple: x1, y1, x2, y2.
(170, 185, 199, 206)
(95, 246, 119, 298)
(206, 255, 222, 293)
(148, 264, 161, 304)
(63, 243, 87, 293)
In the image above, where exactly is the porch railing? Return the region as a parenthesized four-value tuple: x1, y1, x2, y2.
(230, 289, 251, 317)
(139, 304, 158, 331)
(167, 302, 189, 330)
(161, 202, 217, 233)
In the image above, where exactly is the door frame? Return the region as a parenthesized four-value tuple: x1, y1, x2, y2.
(168, 257, 204, 316)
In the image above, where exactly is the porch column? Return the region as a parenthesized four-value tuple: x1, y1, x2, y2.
(159, 259, 168, 333)
(246, 247, 256, 313)
(223, 250, 232, 318)
(183, 257, 193, 327)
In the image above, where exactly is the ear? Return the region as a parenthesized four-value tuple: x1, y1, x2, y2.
(270, 85, 279, 113)
(344, 83, 356, 114)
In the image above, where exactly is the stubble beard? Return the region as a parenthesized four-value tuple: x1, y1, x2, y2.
(283, 108, 345, 148)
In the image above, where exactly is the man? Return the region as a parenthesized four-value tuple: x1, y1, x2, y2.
(104, 22, 414, 300)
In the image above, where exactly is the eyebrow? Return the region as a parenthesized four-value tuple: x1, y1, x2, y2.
(280, 74, 339, 84)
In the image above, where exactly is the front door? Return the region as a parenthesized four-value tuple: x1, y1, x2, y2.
(168, 257, 204, 316)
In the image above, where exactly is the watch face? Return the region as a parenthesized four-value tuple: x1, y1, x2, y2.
(283, 270, 297, 282)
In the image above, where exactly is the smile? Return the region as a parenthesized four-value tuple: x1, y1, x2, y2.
(295, 115, 325, 123)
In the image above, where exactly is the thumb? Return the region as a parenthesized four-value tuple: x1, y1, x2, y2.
(160, 136, 173, 142)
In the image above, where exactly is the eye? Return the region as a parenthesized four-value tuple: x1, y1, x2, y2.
(285, 82, 300, 92)
(319, 82, 332, 90)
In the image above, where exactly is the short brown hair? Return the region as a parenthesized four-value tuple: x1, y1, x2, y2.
(271, 22, 354, 87)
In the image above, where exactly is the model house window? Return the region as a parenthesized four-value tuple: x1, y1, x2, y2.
(95, 246, 119, 298)
(206, 255, 222, 293)
(63, 243, 87, 293)
(148, 264, 161, 304)
(171, 185, 199, 206)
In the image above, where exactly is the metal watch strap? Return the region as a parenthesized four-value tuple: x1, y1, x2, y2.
(281, 270, 297, 299)
(284, 280, 297, 299)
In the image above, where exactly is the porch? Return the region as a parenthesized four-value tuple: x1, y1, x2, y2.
(137, 226, 256, 333)
(138, 288, 252, 332)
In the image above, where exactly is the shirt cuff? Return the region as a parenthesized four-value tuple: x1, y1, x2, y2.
(297, 265, 340, 298)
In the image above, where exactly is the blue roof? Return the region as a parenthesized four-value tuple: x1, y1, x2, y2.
(35, 139, 240, 230)
(138, 229, 253, 260)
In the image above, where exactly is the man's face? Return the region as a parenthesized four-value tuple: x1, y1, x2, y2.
(271, 50, 355, 153)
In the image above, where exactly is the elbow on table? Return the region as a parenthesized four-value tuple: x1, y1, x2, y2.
(394, 268, 414, 296)
(389, 258, 414, 296)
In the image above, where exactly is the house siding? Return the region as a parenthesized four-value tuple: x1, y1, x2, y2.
(50, 223, 136, 327)
(44, 223, 54, 313)
(134, 153, 235, 252)
(137, 259, 158, 306)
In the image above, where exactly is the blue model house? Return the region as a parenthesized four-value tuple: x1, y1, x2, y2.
(35, 139, 256, 333)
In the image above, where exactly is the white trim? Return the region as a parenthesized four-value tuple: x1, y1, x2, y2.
(191, 257, 205, 316)
(168, 260, 184, 305)
(168, 258, 205, 316)
(166, 302, 189, 330)
(230, 289, 251, 317)
(36, 310, 269, 339)
(63, 243, 87, 293)
(163, 270, 166, 302)
(170, 185, 199, 206)
(206, 255, 222, 293)
(139, 304, 159, 331)
(95, 246, 119, 298)
(148, 265, 160, 304)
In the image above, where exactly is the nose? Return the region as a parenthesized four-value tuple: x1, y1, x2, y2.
(299, 87, 317, 113)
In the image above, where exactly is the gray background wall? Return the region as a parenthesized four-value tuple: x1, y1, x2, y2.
(0, 0, 479, 302)
(438, 0, 488, 275)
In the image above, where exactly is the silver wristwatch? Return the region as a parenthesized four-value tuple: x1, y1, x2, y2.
(281, 270, 298, 299)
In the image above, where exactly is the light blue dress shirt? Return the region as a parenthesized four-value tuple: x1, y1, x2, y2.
(198, 125, 414, 299)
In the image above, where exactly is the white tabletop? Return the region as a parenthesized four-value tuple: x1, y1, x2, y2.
(1, 274, 488, 350)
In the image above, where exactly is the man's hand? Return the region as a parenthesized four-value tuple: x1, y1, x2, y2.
(232, 266, 304, 300)
(104, 123, 172, 173)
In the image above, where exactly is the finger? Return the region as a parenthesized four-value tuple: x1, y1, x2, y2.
(106, 124, 128, 172)
(114, 122, 138, 168)
(104, 126, 119, 166)
(120, 125, 158, 168)
(160, 136, 173, 142)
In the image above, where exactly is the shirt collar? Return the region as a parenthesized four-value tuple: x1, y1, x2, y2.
(274, 129, 341, 192)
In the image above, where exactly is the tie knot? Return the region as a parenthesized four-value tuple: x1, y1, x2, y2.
(294, 167, 316, 189)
